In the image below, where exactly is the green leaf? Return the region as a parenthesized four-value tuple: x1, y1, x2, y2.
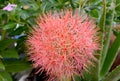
(0, 55, 3, 59)
(115, 0, 120, 15)
(0, 74, 5, 81)
(90, 9, 99, 18)
(18, 10, 30, 20)
(3, 60, 31, 72)
(9, 26, 27, 36)
(42, 1, 54, 12)
(0, 10, 6, 16)
(30, 3, 39, 11)
(0, 39, 16, 50)
(19, 0, 35, 3)
(74, 74, 82, 81)
(102, 65, 120, 81)
(100, 33, 120, 79)
(0, 60, 5, 70)
(0, 71, 12, 81)
(2, 22, 16, 30)
(0, 49, 19, 59)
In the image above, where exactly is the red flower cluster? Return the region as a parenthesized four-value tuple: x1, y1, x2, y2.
(26, 10, 99, 81)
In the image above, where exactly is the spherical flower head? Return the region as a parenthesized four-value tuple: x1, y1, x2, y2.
(26, 10, 100, 81)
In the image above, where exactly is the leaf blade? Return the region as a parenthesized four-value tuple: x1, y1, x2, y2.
(100, 33, 120, 79)
(3, 60, 31, 72)
(0, 71, 12, 81)
(102, 65, 120, 81)
(1, 49, 19, 59)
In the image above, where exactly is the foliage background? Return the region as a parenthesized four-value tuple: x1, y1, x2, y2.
(0, 0, 120, 81)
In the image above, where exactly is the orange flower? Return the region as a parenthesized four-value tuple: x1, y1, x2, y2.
(26, 10, 99, 81)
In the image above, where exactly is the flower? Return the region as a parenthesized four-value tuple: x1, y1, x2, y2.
(26, 10, 100, 81)
(3, 3, 17, 11)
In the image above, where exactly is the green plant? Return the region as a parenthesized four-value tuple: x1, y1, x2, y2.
(0, 0, 120, 81)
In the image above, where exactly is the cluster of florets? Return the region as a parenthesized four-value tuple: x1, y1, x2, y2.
(26, 10, 99, 81)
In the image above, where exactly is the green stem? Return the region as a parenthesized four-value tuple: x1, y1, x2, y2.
(99, 0, 116, 80)
(0, 13, 15, 41)
(1, 30, 6, 40)
(1, 14, 9, 41)
(98, 0, 106, 79)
